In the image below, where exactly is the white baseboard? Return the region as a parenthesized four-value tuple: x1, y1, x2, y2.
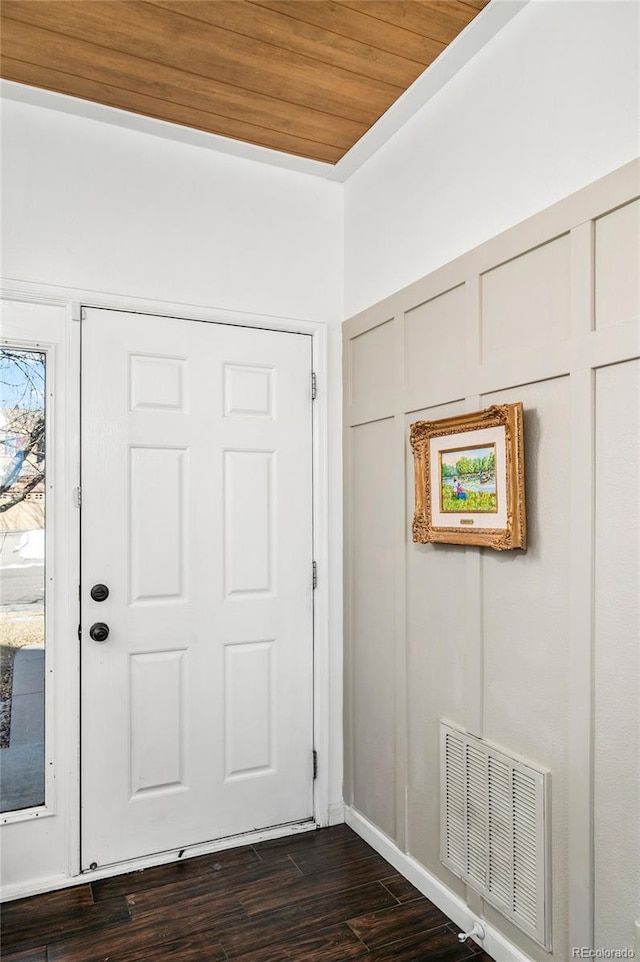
(328, 801, 346, 826)
(345, 806, 534, 962)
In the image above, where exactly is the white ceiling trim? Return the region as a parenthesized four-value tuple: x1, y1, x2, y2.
(0, 0, 529, 183)
(0, 78, 335, 178)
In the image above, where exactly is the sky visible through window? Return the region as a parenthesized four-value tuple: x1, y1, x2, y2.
(1, 350, 45, 409)
(0, 347, 46, 813)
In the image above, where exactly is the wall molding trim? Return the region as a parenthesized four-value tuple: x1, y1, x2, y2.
(345, 806, 534, 962)
(342, 158, 640, 958)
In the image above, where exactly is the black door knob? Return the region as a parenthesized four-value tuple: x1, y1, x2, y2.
(89, 622, 110, 643)
(90, 584, 110, 602)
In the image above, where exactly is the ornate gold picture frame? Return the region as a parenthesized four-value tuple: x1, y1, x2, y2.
(410, 403, 526, 550)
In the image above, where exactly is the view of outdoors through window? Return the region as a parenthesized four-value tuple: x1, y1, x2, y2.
(0, 348, 46, 813)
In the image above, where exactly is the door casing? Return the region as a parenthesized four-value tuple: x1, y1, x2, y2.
(0, 279, 332, 896)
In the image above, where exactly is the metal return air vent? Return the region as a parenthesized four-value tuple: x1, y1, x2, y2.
(440, 722, 551, 949)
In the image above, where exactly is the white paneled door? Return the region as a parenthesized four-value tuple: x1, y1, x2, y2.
(80, 308, 314, 870)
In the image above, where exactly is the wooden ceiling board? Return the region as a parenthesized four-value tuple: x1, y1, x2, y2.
(341, 1, 482, 45)
(1, 18, 362, 158)
(253, 1, 449, 63)
(2, 0, 404, 119)
(149, 0, 433, 88)
(0, 0, 490, 164)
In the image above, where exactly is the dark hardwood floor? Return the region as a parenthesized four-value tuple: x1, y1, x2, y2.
(1, 825, 495, 961)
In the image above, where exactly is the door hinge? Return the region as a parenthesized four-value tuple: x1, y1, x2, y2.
(74, 486, 82, 508)
(312, 561, 317, 589)
(311, 372, 317, 400)
(77, 624, 82, 640)
(313, 749, 318, 780)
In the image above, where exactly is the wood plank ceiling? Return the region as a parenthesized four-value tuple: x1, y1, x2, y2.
(0, 0, 490, 165)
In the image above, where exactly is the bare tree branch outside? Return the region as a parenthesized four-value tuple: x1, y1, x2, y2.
(0, 348, 46, 807)
(0, 350, 46, 517)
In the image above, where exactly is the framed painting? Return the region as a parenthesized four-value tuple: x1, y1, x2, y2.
(410, 403, 526, 550)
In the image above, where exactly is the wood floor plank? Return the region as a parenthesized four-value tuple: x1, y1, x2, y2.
(125, 889, 247, 941)
(380, 874, 424, 902)
(1, 896, 130, 956)
(238, 854, 402, 915)
(251, 824, 353, 861)
(108, 928, 227, 961)
(347, 897, 450, 948)
(229, 921, 368, 962)
(127, 855, 300, 917)
(1, 885, 93, 925)
(287, 833, 377, 875)
(0, 948, 48, 962)
(91, 843, 260, 902)
(353, 923, 479, 961)
(45, 905, 243, 962)
(216, 880, 397, 957)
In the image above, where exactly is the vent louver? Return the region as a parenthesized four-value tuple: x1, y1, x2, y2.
(440, 722, 551, 948)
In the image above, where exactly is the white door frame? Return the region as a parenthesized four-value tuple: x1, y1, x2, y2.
(0, 278, 331, 890)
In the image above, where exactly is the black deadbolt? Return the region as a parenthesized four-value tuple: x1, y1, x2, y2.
(90, 583, 110, 602)
(89, 622, 110, 643)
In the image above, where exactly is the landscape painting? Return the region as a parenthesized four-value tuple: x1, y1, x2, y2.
(439, 443, 497, 513)
(410, 402, 526, 550)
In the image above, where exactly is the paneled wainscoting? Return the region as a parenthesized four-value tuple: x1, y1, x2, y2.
(1, 825, 493, 961)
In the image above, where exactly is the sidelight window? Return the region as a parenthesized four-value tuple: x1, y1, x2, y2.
(0, 348, 46, 813)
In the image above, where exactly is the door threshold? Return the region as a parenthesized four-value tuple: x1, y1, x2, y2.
(80, 818, 318, 881)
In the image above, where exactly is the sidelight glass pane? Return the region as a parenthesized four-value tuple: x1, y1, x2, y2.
(0, 348, 46, 813)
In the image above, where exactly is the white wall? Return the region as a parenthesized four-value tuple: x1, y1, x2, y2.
(2, 98, 343, 323)
(344, 0, 640, 317)
(1, 98, 345, 894)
